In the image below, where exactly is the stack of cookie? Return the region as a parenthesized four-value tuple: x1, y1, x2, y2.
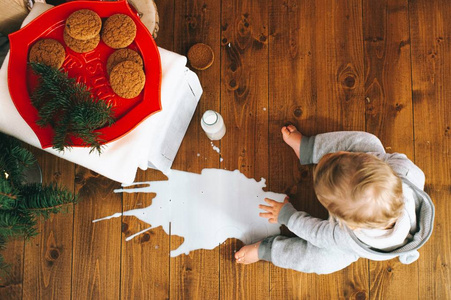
(64, 9, 102, 53)
(102, 13, 145, 99)
(106, 48, 145, 99)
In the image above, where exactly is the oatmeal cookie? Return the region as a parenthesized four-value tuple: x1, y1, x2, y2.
(109, 60, 145, 99)
(63, 30, 100, 53)
(65, 9, 102, 40)
(28, 38, 66, 69)
(106, 48, 143, 75)
(102, 14, 137, 49)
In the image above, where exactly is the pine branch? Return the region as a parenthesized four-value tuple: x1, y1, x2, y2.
(0, 237, 6, 256)
(18, 183, 77, 219)
(0, 133, 36, 186)
(0, 211, 37, 239)
(30, 62, 115, 154)
(0, 236, 8, 278)
(0, 192, 16, 201)
(0, 133, 81, 274)
(0, 176, 19, 210)
(0, 191, 18, 207)
(0, 179, 18, 200)
(0, 235, 6, 250)
(0, 254, 10, 278)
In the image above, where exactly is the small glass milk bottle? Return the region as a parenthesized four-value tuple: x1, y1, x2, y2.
(201, 110, 226, 140)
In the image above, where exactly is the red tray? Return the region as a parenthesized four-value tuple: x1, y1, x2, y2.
(8, 0, 162, 149)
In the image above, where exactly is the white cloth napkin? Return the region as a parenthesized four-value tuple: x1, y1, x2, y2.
(0, 3, 202, 183)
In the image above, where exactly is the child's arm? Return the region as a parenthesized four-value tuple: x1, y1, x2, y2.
(279, 202, 353, 249)
(300, 131, 385, 165)
(261, 199, 354, 250)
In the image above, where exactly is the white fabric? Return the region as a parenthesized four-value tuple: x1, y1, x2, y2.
(0, 3, 202, 183)
(399, 250, 420, 264)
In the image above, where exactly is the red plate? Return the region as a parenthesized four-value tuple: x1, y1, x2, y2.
(8, 0, 162, 149)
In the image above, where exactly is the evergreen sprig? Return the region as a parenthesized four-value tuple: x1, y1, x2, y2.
(0, 133, 36, 186)
(0, 253, 10, 278)
(30, 62, 115, 154)
(0, 132, 77, 275)
(18, 183, 76, 218)
(0, 179, 18, 210)
(0, 210, 37, 239)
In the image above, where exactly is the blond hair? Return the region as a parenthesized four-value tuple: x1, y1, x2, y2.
(313, 152, 404, 230)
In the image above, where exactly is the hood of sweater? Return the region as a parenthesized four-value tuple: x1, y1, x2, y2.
(346, 176, 435, 264)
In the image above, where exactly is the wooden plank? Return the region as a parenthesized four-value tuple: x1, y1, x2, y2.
(267, 0, 315, 297)
(120, 1, 176, 298)
(0, 240, 23, 300)
(269, 0, 368, 298)
(121, 170, 171, 300)
(169, 0, 221, 299)
(154, 0, 174, 50)
(22, 151, 74, 300)
(312, 0, 365, 133)
(409, 0, 451, 299)
(219, 0, 270, 299)
(72, 167, 122, 299)
(364, 0, 414, 157)
(363, 1, 418, 299)
(310, 0, 367, 296)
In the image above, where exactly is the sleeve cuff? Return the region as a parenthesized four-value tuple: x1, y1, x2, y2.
(258, 236, 276, 262)
(299, 135, 316, 165)
(278, 202, 297, 225)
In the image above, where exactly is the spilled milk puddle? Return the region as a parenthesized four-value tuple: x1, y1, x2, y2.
(94, 168, 286, 257)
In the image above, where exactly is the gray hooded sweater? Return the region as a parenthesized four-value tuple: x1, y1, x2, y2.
(258, 131, 434, 274)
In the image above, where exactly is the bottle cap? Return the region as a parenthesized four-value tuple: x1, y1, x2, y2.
(202, 110, 218, 125)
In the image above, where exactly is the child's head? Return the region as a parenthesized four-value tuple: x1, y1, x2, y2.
(313, 152, 403, 230)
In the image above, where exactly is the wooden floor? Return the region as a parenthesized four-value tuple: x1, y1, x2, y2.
(1, 0, 450, 299)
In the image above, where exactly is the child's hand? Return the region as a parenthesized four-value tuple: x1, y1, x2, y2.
(259, 197, 290, 224)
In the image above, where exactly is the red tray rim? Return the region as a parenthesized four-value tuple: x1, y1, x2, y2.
(8, 0, 162, 149)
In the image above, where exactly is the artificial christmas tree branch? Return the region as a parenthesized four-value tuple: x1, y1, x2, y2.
(0, 192, 17, 201)
(0, 132, 77, 274)
(30, 62, 116, 154)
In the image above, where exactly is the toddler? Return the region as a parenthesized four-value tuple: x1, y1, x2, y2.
(235, 125, 434, 274)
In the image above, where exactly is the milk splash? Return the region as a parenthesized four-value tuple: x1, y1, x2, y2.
(94, 168, 285, 257)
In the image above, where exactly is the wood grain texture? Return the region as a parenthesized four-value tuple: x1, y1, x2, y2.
(1, 0, 450, 298)
(364, 0, 414, 157)
(0, 240, 24, 300)
(121, 170, 170, 300)
(22, 151, 74, 300)
(269, 0, 368, 298)
(124, 3, 176, 298)
(308, 4, 367, 298)
(268, 1, 319, 298)
(219, 0, 270, 299)
(363, 1, 418, 299)
(72, 168, 122, 300)
(154, 0, 174, 50)
(169, 0, 221, 299)
(410, 0, 451, 299)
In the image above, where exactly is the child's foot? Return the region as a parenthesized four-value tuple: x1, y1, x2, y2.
(235, 241, 261, 264)
(281, 125, 302, 159)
